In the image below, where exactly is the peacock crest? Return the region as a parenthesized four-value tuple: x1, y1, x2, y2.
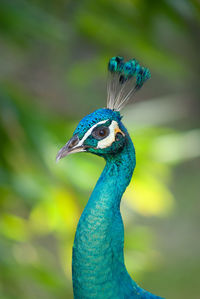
(107, 56, 151, 111)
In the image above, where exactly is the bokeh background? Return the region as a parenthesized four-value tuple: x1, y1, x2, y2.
(0, 1, 200, 298)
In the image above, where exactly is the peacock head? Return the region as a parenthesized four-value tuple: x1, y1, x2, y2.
(56, 108, 127, 160)
(56, 56, 150, 161)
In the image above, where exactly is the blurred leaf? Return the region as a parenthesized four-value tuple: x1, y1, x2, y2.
(125, 174, 174, 216)
(0, 214, 29, 242)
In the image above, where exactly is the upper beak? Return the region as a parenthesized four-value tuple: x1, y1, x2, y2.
(56, 135, 85, 162)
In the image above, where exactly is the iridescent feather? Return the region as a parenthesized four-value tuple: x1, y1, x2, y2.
(107, 56, 151, 111)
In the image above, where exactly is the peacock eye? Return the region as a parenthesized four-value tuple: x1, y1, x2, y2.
(92, 126, 109, 140)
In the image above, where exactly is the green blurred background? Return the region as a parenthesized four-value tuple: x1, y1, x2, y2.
(0, 0, 200, 298)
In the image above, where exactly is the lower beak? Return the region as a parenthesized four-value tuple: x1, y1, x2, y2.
(56, 135, 85, 162)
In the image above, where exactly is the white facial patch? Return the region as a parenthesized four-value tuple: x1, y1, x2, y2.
(73, 119, 108, 149)
(71, 119, 124, 151)
(97, 120, 124, 149)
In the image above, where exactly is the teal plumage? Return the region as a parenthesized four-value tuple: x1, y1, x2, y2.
(107, 57, 151, 111)
(108, 56, 151, 89)
(57, 57, 164, 299)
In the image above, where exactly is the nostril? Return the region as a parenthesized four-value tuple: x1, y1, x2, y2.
(68, 135, 79, 149)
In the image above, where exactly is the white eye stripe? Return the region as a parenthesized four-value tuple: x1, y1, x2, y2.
(75, 119, 108, 147)
(97, 120, 120, 149)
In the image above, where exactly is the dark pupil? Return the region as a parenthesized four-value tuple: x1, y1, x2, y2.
(92, 126, 109, 140)
(98, 128, 106, 137)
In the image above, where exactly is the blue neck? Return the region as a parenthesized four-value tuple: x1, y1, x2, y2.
(72, 128, 139, 298)
(72, 129, 163, 298)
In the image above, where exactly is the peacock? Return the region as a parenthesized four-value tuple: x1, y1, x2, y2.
(57, 57, 164, 299)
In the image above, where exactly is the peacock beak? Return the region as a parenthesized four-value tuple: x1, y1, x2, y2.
(56, 135, 86, 162)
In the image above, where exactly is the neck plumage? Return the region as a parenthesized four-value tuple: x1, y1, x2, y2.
(72, 130, 136, 299)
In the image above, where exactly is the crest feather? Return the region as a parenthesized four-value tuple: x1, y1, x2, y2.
(107, 56, 151, 111)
